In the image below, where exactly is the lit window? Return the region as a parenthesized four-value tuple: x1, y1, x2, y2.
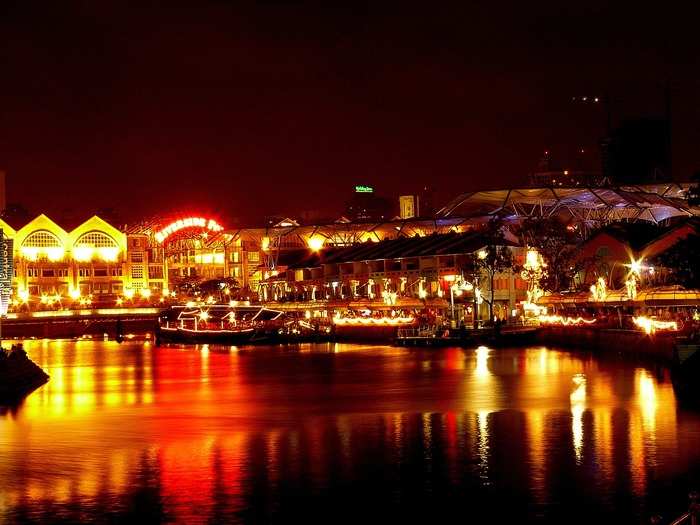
(131, 265, 144, 279)
(74, 231, 120, 262)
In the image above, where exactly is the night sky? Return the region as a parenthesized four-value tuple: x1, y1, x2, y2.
(2, 1, 699, 226)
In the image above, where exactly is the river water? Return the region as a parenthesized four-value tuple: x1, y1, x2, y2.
(1, 341, 700, 524)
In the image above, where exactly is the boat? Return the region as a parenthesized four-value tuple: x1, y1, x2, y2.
(0, 344, 50, 402)
(156, 304, 285, 345)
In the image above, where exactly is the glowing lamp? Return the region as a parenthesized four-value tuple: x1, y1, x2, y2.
(69, 288, 81, 300)
(18, 289, 30, 303)
(308, 236, 325, 251)
(478, 250, 488, 260)
(73, 246, 94, 262)
(140, 288, 152, 299)
(124, 288, 135, 300)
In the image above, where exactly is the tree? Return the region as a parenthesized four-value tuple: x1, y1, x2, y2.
(474, 219, 515, 322)
(517, 217, 582, 291)
(653, 234, 700, 289)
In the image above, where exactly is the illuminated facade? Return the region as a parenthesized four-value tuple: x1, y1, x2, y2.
(1, 214, 169, 308)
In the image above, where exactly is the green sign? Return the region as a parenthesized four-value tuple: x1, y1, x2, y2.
(355, 185, 374, 193)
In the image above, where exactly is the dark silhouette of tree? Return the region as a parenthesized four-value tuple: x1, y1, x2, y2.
(473, 219, 515, 322)
(517, 218, 583, 291)
(654, 234, 700, 289)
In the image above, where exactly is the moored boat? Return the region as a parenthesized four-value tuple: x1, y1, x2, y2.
(156, 304, 285, 345)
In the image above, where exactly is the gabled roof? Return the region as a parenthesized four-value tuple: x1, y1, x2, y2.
(286, 231, 519, 269)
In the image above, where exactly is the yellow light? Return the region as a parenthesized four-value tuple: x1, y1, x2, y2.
(443, 275, 457, 283)
(140, 288, 152, 299)
(116, 298, 124, 307)
(261, 237, 271, 252)
(73, 246, 94, 262)
(333, 316, 415, 326)
(478, 250, 488, 260)
(18, 289, 30, 303)
(526, 248, 541, 270)
(538, 315, 596, 326)
(124, 288, 135, 300)
(628, 257, 644, 277)
(633, 316, 678, 335)
(206, 295, 215, 304)
(21, 247, 39, 261)
(97, 247, 119, 262)
(199, 310, 210, 322)
(308, 236, 325, 252)
(162, 288, 170, 297)
(46, 248, 65, 262)
(69, 288, 81, 300)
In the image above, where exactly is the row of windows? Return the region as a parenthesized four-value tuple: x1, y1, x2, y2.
(25, 267, 123, 278)
(22, 230, 119, 249)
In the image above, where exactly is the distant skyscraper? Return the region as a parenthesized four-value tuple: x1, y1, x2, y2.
(399, 195, 419, 219)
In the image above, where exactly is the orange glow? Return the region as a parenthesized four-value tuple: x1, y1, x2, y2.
(333, 316, 414, 326)
(538, 315, 597, 326)
(633, 316, 678, 335)
(155, 217, 224, 243)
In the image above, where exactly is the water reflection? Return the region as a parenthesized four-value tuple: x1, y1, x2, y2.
(0, 342, 699, 523)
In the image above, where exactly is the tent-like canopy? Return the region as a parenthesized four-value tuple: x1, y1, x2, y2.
(437, 183, 696, 226)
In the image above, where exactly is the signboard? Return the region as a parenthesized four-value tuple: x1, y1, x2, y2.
(155, 217, 224, 244)
(0, 231, 13, 317)
(355, 185, 374, 193)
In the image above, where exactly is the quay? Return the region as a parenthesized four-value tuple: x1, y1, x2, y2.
(0, 308, 161, 340)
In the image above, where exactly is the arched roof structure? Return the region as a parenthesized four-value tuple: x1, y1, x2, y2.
(436, 183, 696, 226)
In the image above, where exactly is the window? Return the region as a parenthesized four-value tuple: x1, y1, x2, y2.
(148, 265, 164, 279)
(27, 268, 39, 278)
(93, 282, 110, 294)
(56, 268, 69, 278)
(41, 269, 55, 278)
(112, 282, 123, 293)
(111, 267, 123, 277)
(131, 252, 144, 263)
(131, 265, 144, 279)
(22, 231, 62, 248)
(94, 268, 108, 277)
(79, 268, 91, 277)
(247, 251, 260, 262)
(75, 231, 118, 248)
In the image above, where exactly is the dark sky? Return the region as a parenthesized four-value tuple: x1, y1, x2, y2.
(2, 1, 700, 225)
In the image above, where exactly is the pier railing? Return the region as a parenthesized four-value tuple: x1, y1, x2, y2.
(658, 492, 700, 525)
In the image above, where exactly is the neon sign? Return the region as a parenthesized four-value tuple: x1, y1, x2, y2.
(355, 185, 374, 193)
(155, 217, 224, 243)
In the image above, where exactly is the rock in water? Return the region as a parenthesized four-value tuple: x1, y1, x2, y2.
(0, 345, 50, 401)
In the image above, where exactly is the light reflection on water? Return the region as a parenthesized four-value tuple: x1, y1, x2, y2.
(1, 342, 700, 524)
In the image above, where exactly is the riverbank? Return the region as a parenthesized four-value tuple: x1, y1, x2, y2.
(0, 308, 160, 339)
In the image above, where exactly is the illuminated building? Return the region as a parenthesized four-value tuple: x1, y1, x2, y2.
(0, 214, 186, 307)
(258, 231, 528, 324)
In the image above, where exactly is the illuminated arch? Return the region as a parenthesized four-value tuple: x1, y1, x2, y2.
(155, 217, 225, 244)
(74, 231, 120, 262)
(21, 230, 64, 261)
(68, 216, 127, 262)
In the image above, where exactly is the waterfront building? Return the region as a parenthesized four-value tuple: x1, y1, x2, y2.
(0, 214, 135, 306)
(257, 231, 529, 324)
